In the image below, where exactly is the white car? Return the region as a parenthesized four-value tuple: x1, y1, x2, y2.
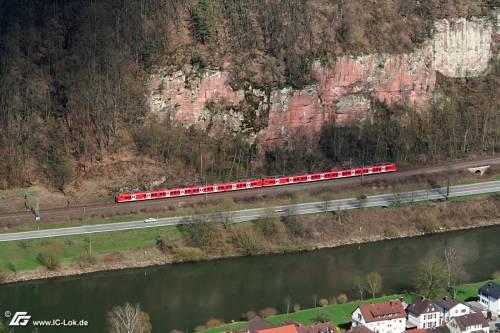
(144, 217, 157, 223)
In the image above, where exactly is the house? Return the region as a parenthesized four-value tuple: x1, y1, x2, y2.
(433, 296, 470, 324)
(406, 296, 441, 329)
(255, 324, 298, 333)
(478, 281, 500, 317)
(295, 322, 336, 333)
(349, 326, 375, 333)
(446, 312, 489, 333)
(352, 300, 406, 333)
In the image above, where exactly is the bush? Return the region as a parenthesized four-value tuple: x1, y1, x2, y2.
(493, 271, 500, 279)
(232, 229, 263, 255)
(385, 225, 400, 237)
(184, 219, 223, 250)
(17, 240, 29, 249)
(206, 318, 223, 328)
(172, 246, 206, 262)
(155, 236, 170, 254)
(328, 297, 337, 305)
(6, 262, 17, 273)
(76, 253, 97, 268)
(190, 53, 207, 69)
(37, 244, 62, 270)
(194, 325, 207, 332)
(243, 310, 256, 320)
(316, 311, 331, 323)
(417, 216, 440, 233)
(256, 213, 282, 240)
(319, 298, 329, 307)
(259, 307, 278, 318)
(281, 214, 308, 238)
(293, 303, 301, 312)
(336, 293, 348, 304)
(0, 272, 7, 283)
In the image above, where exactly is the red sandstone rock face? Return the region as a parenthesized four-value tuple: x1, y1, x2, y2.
(149, 14, 496, 147)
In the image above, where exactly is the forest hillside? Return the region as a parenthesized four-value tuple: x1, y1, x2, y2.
(0, 0, 498, 204)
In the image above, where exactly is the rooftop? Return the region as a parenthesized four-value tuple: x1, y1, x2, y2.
(255, 324, 297, 333)
(433, 296, 460, 310)
(407, 296, 438, 316)
(359, 300, 406, 323)
(453, 313, 489, 330)
(479, 281, 500, 299)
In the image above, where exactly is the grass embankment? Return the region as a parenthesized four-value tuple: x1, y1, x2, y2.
(0, 194, 498, 283)
(200, 279, 500, 333)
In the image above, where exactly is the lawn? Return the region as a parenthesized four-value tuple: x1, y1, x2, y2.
(0, 224, 182, 272)
(199, 279, 500, 333)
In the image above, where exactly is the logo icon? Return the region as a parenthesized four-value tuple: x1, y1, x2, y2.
(9, 312, 31, 326)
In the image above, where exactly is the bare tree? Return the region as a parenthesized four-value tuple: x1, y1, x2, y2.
(443, 247, 458, 288)
(414, 258, 448, 298)
(366, 272, 383, 298)
(284, 295, 292, 314)
(106, 302, 151, 333)
(354, 275, 366, 300)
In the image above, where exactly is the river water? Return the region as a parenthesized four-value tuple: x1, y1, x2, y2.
(1, 225, 499, 333)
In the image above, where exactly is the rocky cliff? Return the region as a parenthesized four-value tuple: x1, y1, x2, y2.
(149, 11, 498, 147)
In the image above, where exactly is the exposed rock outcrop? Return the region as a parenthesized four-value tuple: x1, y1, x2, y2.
(149, 11, 498, 146)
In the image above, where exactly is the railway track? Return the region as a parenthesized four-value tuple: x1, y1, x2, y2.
(1, 157, 499, 226)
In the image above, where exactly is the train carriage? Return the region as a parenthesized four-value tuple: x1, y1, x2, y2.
(115, 163, 397, 203)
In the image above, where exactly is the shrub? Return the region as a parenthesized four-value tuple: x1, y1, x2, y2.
(194, 325, 207, 332)
(293, 303, 301, 312)
(6, 262, 17, 273)
(155, 236, 170, 254)
(259, 307, 278, 318)
(184, 219, 223, 250)
(256, 213, 282, 240)
(206, 318, 223, 328)
(385, 225, 400, 237)
(336, 293, 348, 304)
(319, 298, 329, 307)
(316, 311, 331, 323)
(243, 310, 256, 320)
(492, 271, 500, 279)
(17, 240, 29, 249)
(329, 297, 337, 305)
(190, 53, 207, 69)
(281, 214, 308, 238)
(37, 244, 62, 270)
(76, 253, 97, 268)
(172, 246, 206, 262)
(0, 272, 7, 283)
(232, 229, 263, 255)
(417, 217, 440, 233)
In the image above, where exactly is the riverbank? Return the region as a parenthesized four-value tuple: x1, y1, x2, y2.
(198, 278, 500, 333)
(0, 194, 499, 285)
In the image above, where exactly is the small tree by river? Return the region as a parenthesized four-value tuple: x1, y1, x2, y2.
(106, 302, 151, 333)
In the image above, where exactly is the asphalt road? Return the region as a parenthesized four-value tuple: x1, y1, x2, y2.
(1, 157, 499, 226)
(1, 180, 498, 242)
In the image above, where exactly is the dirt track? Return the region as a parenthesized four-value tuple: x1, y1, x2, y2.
(1, 157, 498, 227)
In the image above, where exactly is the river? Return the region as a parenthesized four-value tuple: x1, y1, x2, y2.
(1, 225, 499, 333)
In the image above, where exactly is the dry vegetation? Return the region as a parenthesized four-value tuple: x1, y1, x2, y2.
(0, 0, 497, 202)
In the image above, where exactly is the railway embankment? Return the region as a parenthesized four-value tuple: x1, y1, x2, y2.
(0, 193, 499, 285)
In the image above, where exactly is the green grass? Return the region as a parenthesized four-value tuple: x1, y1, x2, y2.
(199, 279, 500, 333)
(0, 225, 182, 272)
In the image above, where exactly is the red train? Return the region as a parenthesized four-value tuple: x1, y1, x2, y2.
(115, 163, 397, 203)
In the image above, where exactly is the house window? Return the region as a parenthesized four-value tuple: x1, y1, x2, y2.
(358, 314, 362, 321)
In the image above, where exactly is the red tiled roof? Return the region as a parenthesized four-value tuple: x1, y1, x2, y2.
(256, 324, 298, 333)
(359, 300, 406, 323)
(349, 325, 374, 333)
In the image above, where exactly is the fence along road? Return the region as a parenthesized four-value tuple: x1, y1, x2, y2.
(0, 181, 498, 242)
